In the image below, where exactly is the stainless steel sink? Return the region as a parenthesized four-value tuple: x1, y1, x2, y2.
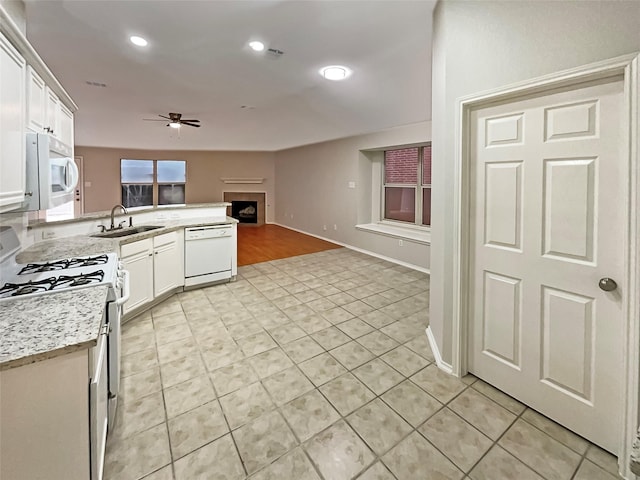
(92, 225, 165, 238)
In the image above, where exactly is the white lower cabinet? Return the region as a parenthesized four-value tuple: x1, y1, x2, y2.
(153, 231, 183, 297)
(0, 348, 97, 480)
(121, 231, 184, 315)
(120, 238, 154, 315)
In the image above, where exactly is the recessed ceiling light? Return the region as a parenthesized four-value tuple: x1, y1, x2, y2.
(169, 121, 181, 129)
(249, 41, 265, 52)
(130, 35, 148, 47)
(320, 65, 352, 81)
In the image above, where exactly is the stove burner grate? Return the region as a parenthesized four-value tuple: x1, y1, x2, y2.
(68, 254, 108, 268)
(0, 278, 57, 297)
(51, 270, 105, 290)
(1, 270, 106, 297)
(18, 254, 109, 275)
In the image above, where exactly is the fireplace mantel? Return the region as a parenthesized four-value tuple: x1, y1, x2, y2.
(220, 178, 264, 184)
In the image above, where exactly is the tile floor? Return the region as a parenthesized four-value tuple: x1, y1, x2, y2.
(106, 248, 621, 480)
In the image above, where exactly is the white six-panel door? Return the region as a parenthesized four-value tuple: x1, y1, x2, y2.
(468, 77, 625, 453)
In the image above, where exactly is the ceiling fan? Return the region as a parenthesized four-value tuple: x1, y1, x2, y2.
(144, 112, 201, 128)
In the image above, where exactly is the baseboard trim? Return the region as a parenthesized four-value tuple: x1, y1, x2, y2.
(272, 223, 430, 274)
(426, 326, 454, 375)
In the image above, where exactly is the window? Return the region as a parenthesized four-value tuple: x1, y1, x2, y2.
(121, 159, 186, 208)
(383, 145, 431, 226)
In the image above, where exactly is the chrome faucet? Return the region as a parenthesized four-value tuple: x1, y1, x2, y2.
(110, 204, 128, 230)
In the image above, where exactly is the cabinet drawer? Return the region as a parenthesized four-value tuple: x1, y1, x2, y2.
(153, 231, 176, 248)
(120, 238, 153, 258)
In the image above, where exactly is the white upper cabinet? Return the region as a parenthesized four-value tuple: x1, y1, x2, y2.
(27, 64, 74, 146)
(26, 66, 45, 133)
(42, 86, 73, 147)
(58, 102, 73, 148)
(0, 31, 26, 211)
(0, 8, 77, 212)
(0, 9, 77, 212)
(45, 87, 59, 137)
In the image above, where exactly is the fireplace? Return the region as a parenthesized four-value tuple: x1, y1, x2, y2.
(224, 192, 266, 226)
(231, 201, 258, 224)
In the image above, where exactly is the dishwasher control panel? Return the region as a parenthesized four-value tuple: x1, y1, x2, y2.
(185, 225, 233, 240)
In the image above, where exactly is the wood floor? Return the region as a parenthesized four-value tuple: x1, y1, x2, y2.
(237, 224, 342, 266)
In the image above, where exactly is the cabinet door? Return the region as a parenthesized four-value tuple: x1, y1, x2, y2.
(58, 103, 73, 148)
(45, 87, 59, 137)
(0, 350, 91, 480)
(121, 249, 154, 314)
(154, 239, 181, 297)
(0, 32, 26, 211)
(26, 66, 45, 132)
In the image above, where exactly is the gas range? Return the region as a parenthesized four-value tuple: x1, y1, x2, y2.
(0, 226, 121, 301)
(0, 253, 120, 300)
(0, 226, 130, 477)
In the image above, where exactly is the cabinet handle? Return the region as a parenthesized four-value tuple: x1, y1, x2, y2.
(25, 191, 33, 197)
(148, 253, 153, 257)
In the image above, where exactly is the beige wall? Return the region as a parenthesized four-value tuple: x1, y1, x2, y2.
(430, 0, 640, 364)
(76, 147, 276, 221)
(274, 122, 431, 270)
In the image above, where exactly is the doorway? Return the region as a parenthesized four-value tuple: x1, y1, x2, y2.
(468, 77, 624, 453)
(451, 53, 639, 474)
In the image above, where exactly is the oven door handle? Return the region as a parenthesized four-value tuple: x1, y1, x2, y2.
(115, 270, 130, 306)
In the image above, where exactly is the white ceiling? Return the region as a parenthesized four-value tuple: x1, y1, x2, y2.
(24, 0, 435, 151)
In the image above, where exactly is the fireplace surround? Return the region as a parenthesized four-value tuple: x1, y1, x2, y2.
(223, 192, 265, 226)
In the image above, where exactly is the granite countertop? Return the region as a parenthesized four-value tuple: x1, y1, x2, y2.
(27, 202, 231, 227)
(16, 236, 119, 264)
(6, 214, 239, 369)
(17, 216, 238, 263)
(0, 286, 110, 370)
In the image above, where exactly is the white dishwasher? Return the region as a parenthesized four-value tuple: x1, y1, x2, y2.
(184, 225, 233, 287)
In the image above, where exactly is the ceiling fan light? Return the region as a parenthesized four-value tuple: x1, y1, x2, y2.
(249, 41, 265, 52)
(320, 65, 352, 81)
(169, 121, 181, 129)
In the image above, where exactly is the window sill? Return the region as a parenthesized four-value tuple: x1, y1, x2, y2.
(355, 223, 431, 245)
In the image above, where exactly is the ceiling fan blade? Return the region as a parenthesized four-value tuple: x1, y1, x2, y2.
(180, 119, 200, 123)
(182, 122, 201, 128)
(143, 118, 166, 121)
(158, 114, 171, 120)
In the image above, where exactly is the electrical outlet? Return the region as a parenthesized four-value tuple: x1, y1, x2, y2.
(348, 181, 356, 188)
(398, 239, 404, 247)
(333, 224, 337, 230)
(290, 214, 294, 219)
(42, 230, 56, 240)
(323, 225, 327, 231)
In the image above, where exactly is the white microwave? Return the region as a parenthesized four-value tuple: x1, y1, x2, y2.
(20, 133, 78, 211)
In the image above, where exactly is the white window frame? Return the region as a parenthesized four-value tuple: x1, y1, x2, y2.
(120, 159, 186, 208)
(381, 144, 431, 229)
(355, 143, 431, 245)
